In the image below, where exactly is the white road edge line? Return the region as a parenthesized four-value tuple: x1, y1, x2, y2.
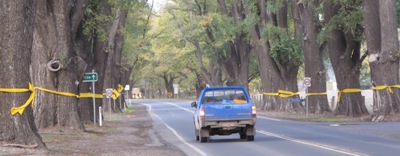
(144, 104, 207, 156)
(257, 130, 368, 156)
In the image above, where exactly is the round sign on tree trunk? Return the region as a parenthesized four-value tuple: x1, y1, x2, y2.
(304, 77, 311, 87)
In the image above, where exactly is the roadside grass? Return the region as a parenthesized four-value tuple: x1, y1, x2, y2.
(285, 115, 354, 122)
(122, 104, 135, 114)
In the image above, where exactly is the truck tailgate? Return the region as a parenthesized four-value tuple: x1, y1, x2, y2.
(203, 103, 253, 120)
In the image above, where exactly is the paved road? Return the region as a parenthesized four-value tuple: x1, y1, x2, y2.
(129, 99, 400, 156)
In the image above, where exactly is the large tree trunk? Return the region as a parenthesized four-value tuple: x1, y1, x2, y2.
(324, 0, 369, 116)
(86, 2, 112, 123)
(99, 2, 119, 113)
(32, 0, 87, 131)
(244, 0, 301, 112)
(0, 0, 45, 147)
(297, 0, 330, 114)
(162, 73, 176, 98)
(276, 1, 301, 112)
(111, 10, 128, 112)
(243, 0, 283, 111)
(363, 0, 400, 122)
(217, 0, 251, 90)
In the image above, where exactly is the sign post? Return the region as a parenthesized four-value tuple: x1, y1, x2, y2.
(83, 70, 98, 125)
(173, 84, 179, 98)
(304, 77, 311, 116)
(106, 88, 113, 120)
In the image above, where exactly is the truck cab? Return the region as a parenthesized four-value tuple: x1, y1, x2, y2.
(191, 86, 256, 143)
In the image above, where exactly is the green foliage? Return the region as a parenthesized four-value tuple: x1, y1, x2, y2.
(397, 0, 400, 27)
(262, 24, 303, 66)
(360, 58, 371, 89)
(242, 1, 259, 28)
(318, 0, 363, 43)
(83, 0, 112, 41)
(266, 0, 284, 13)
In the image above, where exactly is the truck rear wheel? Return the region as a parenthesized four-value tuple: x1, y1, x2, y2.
(240, 129, 247, 139)
(240, 134, 247, 139)
(247, 135, 254, 141)
(199, 127, 209, 143)
(246, 126, 255, 141)
(195, 128, 199, 141)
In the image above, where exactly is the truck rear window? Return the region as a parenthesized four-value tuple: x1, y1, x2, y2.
(202, 89, 247, 104)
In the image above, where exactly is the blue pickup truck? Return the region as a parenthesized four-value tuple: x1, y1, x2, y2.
(191, 86, 256, 143)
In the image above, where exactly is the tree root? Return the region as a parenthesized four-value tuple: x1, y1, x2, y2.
(2, 143, 38, 149)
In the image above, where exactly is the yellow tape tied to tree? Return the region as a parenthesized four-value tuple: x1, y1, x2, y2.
(6, 83, 36, 115)
(262, 92, 279, 96)
(277, 90, 299, 98)
(263, 90, 300, 98)
(79, 92, 104, 98)
(337, 88, 361, 103)
(36, 87, 79, 98)
(373, 85, 400, 94)
(4, 83, 125, 115)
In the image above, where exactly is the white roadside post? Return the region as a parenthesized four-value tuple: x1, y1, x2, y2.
(124, 85, 130, 109)
(173, 84, 179, 98)
(99, 106, 102, 126)
(83, 70, 98, 126)
(304, 77, 311, 116)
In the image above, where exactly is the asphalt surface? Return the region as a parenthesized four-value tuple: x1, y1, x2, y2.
(129, 99, 400, 156)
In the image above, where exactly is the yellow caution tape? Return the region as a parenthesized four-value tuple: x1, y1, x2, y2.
(9, 83, 35, 115)
(5, 83, 126, 115)
(263, 90, 299, 98)
(36, 87, 79, 98)
(305, 92, 327, 96)
(79, 92, 103, 98)
(262, 92, 279, 96)
(373, 85, 400, 94)
(278, 90, 300, 98)
(337, 88, 361, 103)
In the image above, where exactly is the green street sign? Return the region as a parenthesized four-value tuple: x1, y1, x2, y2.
(83, 72, 98, 82)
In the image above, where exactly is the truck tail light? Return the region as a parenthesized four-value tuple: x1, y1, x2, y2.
(200, 107, 205, 117)
(251, 106, 256, 116)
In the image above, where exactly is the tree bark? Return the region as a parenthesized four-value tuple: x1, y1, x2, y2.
(243, 0, 283, 111)
(217, 0, 251, 90)
(363, 0, 400, 121)
(162, 73, 176, 98)
(111, 10, 128, 112)
(324, 0, 368, 116)
(297, 0, 330, 114)
(31, 0, 87, 130)
(0, 0, 45, 147)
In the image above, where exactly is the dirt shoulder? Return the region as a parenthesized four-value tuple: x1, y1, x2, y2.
(0, 104, 185, 156)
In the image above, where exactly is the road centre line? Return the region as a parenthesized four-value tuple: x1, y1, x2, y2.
(257, 130, 367, 156)
(144, 104, 207, 156)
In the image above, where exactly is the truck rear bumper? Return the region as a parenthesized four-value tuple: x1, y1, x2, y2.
(201, 118, 256, 129)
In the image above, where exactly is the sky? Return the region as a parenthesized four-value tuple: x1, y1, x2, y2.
(148, 0, 169, 12)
